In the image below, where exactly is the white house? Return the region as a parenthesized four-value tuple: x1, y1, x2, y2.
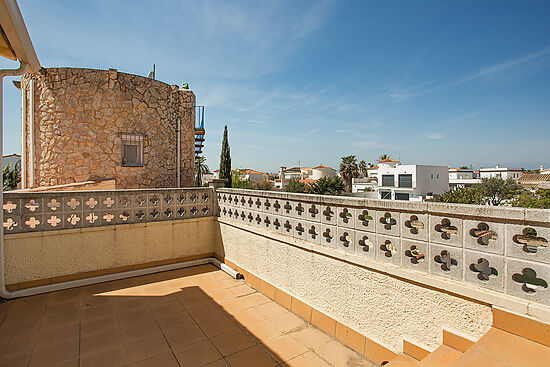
(311, 165, 337, 180)
(241, 169, 266, 183)
(377, 161, 449, 201)
(479, 165, 522, 180)
(449, 168, 481, 189)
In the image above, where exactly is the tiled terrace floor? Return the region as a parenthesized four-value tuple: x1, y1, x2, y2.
(0, 264, 376, 367)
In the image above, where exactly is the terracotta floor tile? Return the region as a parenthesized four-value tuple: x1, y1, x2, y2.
(156, 310, 195, 332)
(121, 318, 164, 343)
(204, 359, 230, 367)
(289, 326, 332, 348)
(128, 351, 180, 367)
(188, 303, 226, 321)
(230, 285, 256, 298)
(81, 303, 116, 322)
(244, 319, 284, 342)
(225, 345, 278, 367)
(80, 343, 128, 367)
(0, 351, 30, 367)
(252, 300, 288, 318)
(42, 308, 81, 329)
(283, 351, 332, 367)
(148, 298, 186, 316)
(263, 334, 309, 363)
(82, 294, 114, 309)
(197, 314, 240, 337)
(452, 349, 511, 367)
(220, 293, 270, 314)
(35, 322, 80, 348)
(80, 312, 119, 336)
(117, 306, 156, 327)
(0, 324, 39, 354)
(315, 340, 375, 367)
(232, 307, 267, 325)
(125, 332, 171, 364)
(269, 310, 306, 332)
(80, 327, 124, 357)
(164, 322, 208, 350)
(173, 339, 223, 366)
(210, 328, 257, 356)
(28, 338, 79, 367)
(210, 289, 237, 302)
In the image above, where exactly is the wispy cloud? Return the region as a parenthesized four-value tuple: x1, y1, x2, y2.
(391, 45, 550, 101)
(426, 133, 444, 140)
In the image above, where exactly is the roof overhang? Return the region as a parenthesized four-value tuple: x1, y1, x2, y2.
(0, 0, 40, 72)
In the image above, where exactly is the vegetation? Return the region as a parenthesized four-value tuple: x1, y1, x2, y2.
(434, 177, 522, 206)
(377, 153, 390, 161)
(219, 125, 232, 188)
(358, 160, 367, 174)
(459, 166, 470, 169)
(3, 164, 20, 191)
(512, 189, 550, 209)
(194, 156, 209, 187)
(307, 176, 346, 196)
(285, 180, 306, 193)
(252, 180, 274, 191)
(339, 155, 359, 192)
(231, 169, 253, 189)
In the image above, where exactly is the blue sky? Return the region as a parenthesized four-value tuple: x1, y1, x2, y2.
(2, 0, 550, 172)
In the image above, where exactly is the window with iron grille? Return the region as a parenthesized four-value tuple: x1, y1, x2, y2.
(382, 175, 395, 187)
(121, 134, 144, 166)
(398, 174, 412, 188)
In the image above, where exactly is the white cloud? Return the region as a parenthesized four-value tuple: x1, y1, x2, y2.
(426, 133, 444, 140)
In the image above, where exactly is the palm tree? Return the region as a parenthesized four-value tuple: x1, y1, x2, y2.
(339, 155, 359, 192)
(377, 154, 391, 161)
(195, 156, 209, 187)
(359, 160, 367, 175)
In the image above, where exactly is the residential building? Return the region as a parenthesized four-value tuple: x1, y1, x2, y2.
(540, 165, 550, 174)
(518, 173, 550, 190)
(241, 169, 266, 182)
(449, 167, 481, 189)
(479, 165, 522, 180)
(311, 165, 337, 180)
(277, 164, 336, 188)
(378, 162, 449, 201)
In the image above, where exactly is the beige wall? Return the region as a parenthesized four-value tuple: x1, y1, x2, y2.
(4, 217, 219, 284)
(216, 221, 492, 352)
(21, 67, 195, 189)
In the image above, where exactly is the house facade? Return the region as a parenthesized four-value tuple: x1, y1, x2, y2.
(479, 165, 522, 180)
(20, 67, 196, 189)
(449, 168, 481, 189)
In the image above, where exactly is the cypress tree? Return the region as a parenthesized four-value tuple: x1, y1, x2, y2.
(219, 125, 232, 187)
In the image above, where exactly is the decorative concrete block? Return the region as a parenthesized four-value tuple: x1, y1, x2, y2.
(238, 194, 247, 208)
(282, 200, 294, 217)
(355, 231, 376, 259)
(3, 214, 22, 233)
(401, 239, 429, 272)
(464, 250, 504, 292)
(252, 196, 263, 212)
(304, 220, 321, 244)
(506, 258, 550, 306)
(281, 217, 295, 237)
(305, 203, 322, 222)
(261, 213, 275, 233)
(429, 215, 463, 248)
(43, 196, 64, 214)
(147, 193, 162, 209)
(245, 210, 256, 226)
(464, 220, 504, 255)
(291, 201, 308, 220)
(375, 211, 400, 237)
(293, 219, 308, 241)
(62, 212, 83, 229)
(272, 216, 283, 234)
(320, 224, 337, 248)
(262, 197, 272, 213)
(116, 208, 134, 224)
(429, 243, 463, 281)
(354, 208, 376, 233)
(505, 223, 550, 265)
(244, 196, 256, 210)
(3, 198, 21, 216)
(320, 205, 337, 225)
(42, 213, 63, 231)
(82, 211, 102, 227)
(134, 207, 148, 223)
(100, 195, 117, 211)
(270, 198, 284, 216)
(376, 235, 401, 266)
(22, 197, 42, 215)
(337, 227, 355, 253)
(100, 211, 117, 225)
(336, 206, 355, 229)
(400, 213, 428, 242)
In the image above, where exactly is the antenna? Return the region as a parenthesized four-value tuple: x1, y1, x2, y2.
(147, 64, 155, 79)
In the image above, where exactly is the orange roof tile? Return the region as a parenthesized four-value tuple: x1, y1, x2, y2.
(366, 166, 379, 170)
(244, 169, 265, 175)
(313, 165, 333, 169)
(378, 158, 400, 163)
(299, 178, 318, 185)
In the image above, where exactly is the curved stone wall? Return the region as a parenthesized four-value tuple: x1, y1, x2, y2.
(21, 67, 195, 189)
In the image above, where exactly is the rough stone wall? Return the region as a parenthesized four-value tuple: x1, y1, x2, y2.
(21, 67, 195, 189)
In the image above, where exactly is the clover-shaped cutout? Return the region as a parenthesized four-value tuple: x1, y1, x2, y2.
(255, 214, 262, 224)
(177, 207, 186, 216)
(357, 210, 373, 226)
(470, 258, 498, 281)
(512, 268, 548, 293)
(119, 196, 131, 207)
(202, 193, 209, 202)
(284, 201, 292, 213)
(470, 223, 498, 246)
(274, 218, 281, 229)
(190, 207, 198, 215)
(247, 197, 254, 207)
(164, 208, 173, 217)
(264, 199, 271, 210)
(150, 195, 160, 205)
(513, 227, 548, 254)
(120, 211, 130, 221)
(296, 203, 305, 215)
(247, 213, 254, 222)
(296, 223, 305, 234)
(233, 196, 238, 204)
(358, 235, 372, 252)
(202, 206, 209, 214)
(322, 228, 333, 242)
(222, 207, 228, 216)
(405, 215, 424, 234)
(135, 210, 145, 220)
(435, 218, 458, 240)
(136, 196, 145, 206)
(339, 232, 352, 247)
(339, 208, 353, 223)
(150, 209, 159, 219)
(255, 198, 262, 208)
(226, 208, 232, 217)
(308, 204, 319, 217)
(273, 200, 281, 211)
(164, 195, 173, 204)
(240, 211, 246, 220)
(434, 250, 457, 271)
(283, 220, 292, 232)
(405, 245, 425, 264)
(239, 197, 245, 205)
(264, 216, 271, 226)
(178, 194, 186, 204)
(323, 206, 334, 220)
(379, 212, 397, 230)
(308, 225, 318, 238)
(380, 240, 397, 257)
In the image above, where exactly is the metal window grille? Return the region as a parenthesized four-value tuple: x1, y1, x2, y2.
(121, 134, 144, 166)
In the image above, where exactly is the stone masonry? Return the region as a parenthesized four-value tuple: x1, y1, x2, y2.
(20, 67, 195, 188)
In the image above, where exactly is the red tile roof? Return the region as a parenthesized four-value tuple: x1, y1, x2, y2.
(378, 158, 400, 163)
(299, 178, 318, 185)
(312, 165, 333, 170)
(244, 169, 265, 175)
(366, 166, 379, 170)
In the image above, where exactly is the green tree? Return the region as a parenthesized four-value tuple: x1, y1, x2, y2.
(194, 156, 209, 187)
(478, 177, 522, 206)
(512, 189, 550, 209)
(3, 164, 20, 191)
(252, 180, 274, 191)
(339, 155, 359, 192)
(459, 166, 470, 169)
(285, 180, 306, 193)
(377, 154, 390, 161)
(231, 169, 253, 189)
(219, 125, 232, 188)
(359, 160, 367, 175)
(308, 176, 346, 196)
(433, 186, 484, 205)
